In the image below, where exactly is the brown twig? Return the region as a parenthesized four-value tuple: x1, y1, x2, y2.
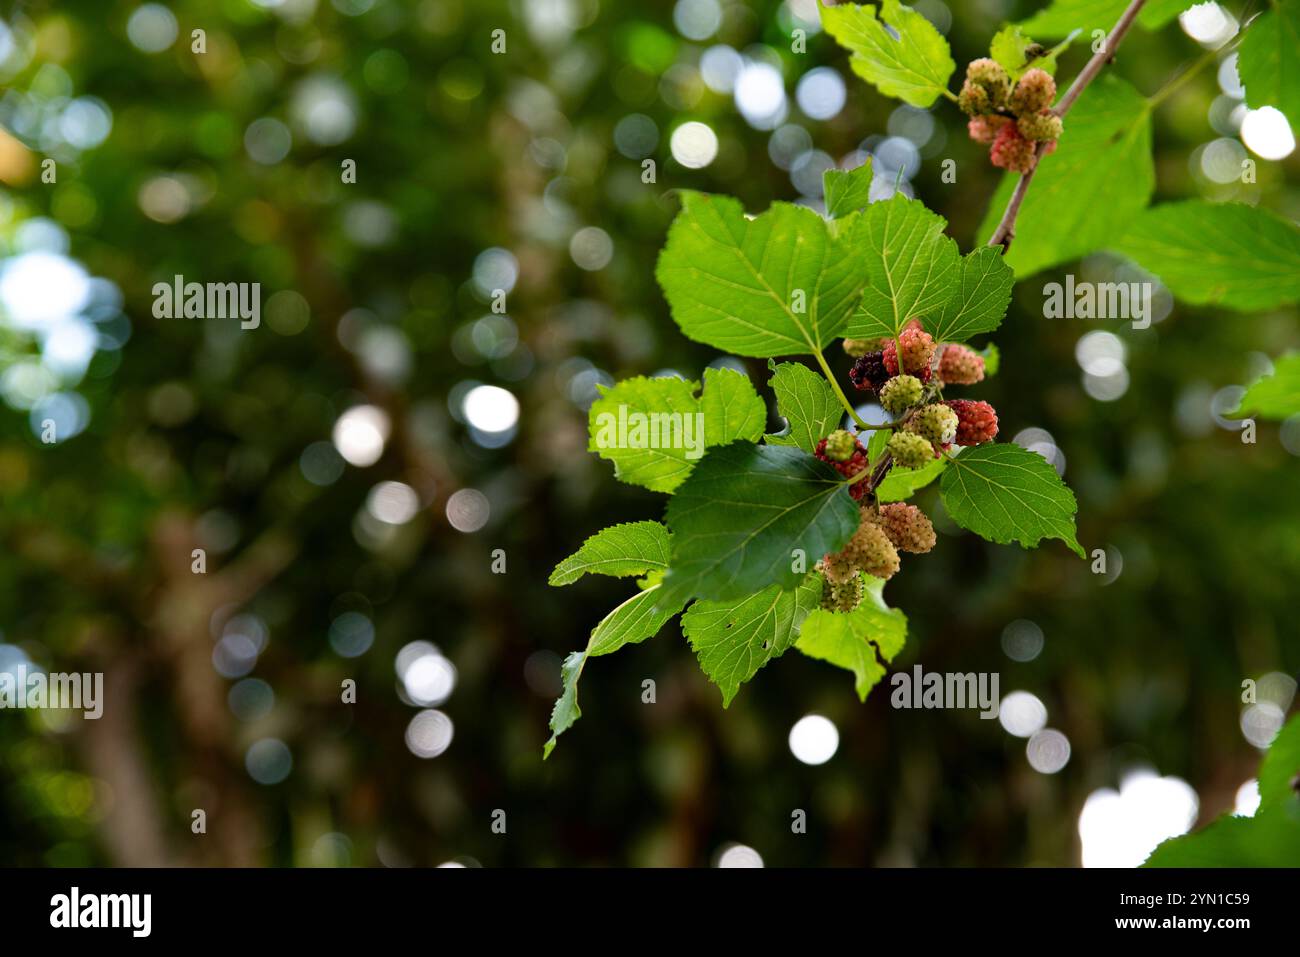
(987, 0, 1149, 251)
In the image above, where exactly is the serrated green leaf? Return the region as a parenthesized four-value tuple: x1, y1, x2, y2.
(657, 442, 861, 608)
(1142, 803, 1300, 867)
(682, 577, 821, 706)
(587, 367, 765, 492)
(700, 367, 767, 444)
(549, 520, 672, 586)
(543, 582, 684, 758)
(824, 159, 874, 218)
(765, 361, 845, 452)
(940, 444, 1084, 557)
(843, 194, 961, 339)
(796, 576, 907, 700)
(1238, 1, 1300, 130)
(1233, 353, 1300, 419)
(655, 191, 864, 357)
(1112, 201, 1300, 312)
(1258, 713, 1300, 807)
(990, 25, 1067, 79)
(875, 455, 946, 502)
(1020, 0, 1193, 37)
(821, 0, 956, 108)
(978, 74, 1153, 277)
(544, 651, 587, 759)
(927, 246, 1015, 343)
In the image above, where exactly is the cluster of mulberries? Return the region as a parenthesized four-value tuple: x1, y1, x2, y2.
(815, 318, 1004, 607)
(817, 503, 936, 609)
(959, 59, 1062, 173)
(814, 430, 871, 501)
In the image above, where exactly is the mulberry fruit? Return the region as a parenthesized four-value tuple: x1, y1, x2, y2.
(815, 436, 871, 500)
(822, 429, 857, 462)
(938, 344, 986, 385)
(1010, 68, 1056, 116)
(882, 323, 936, 380)
(820, 572, 864, 612)
(887, 430, 933, 471)
(845, 517, 900, 581)
(906, 403, 959, 448)
(818, 553, 857, 586)
(958, 79, 991, 116)
(849, 350, 890, 393)
(989, 122, 1037, 174)
(968, 114, 1011, 145)
(966, 58, 1013, 110)
(876, 503, 937, 554)
(880, 374, 923, 415)
(944, 399, 999, 446)
(1017, 109, 1063, 143)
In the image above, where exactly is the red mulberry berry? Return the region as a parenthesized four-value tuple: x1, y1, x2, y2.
(968, 114, 1011, 145)
(815, 437, 870, 500)
(944, 399, 999, 446)
(849, 350, 890, 393)
(876, 503, 936, 554)
(938, 344, 986, 385)
(989, 122, 1036, 174)
(882, 323, 936, 380)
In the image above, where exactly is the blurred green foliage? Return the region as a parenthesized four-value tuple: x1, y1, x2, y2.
(0, 0, 1296, 867)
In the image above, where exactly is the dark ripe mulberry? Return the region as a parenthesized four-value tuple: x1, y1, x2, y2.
(849, 351, 890, 393)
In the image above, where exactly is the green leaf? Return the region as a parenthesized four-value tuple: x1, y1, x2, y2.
(544, 651, 587, 759)
(824, 158, 874, 219)
(940, 444, 1084, 557)
(842, 194, 961, 340)
(587, 367, 765, 492)
(1258, 713, 1300, 808)
(655, 191, 864, 357)
(765, 361, 845, 452)
(682, 577, 821, 706)
(1143, 803, 1300, 867)
(549, 520, 672, 586)
(1020, 0, 1193, 38)
(1236, 0, 1300, 129)
(866, 426, 891, 466)
(990, 25, 1068, 79)
(543, 581, 684, 758)
(875, 455, 946, 503)
(1233, 353, 1300, 419)
(699, 367, 767, 445)
(1112, 201, 1300, 312)
(796, 576, 907, 700)
(980, 342, 1001, 377)
(657, 442, 861, 608)
(820, 0, 956, 108)
(978, 74, 1153, 277)
(927, 246, 1015, 343)
(1144, 714, 1300, 866)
